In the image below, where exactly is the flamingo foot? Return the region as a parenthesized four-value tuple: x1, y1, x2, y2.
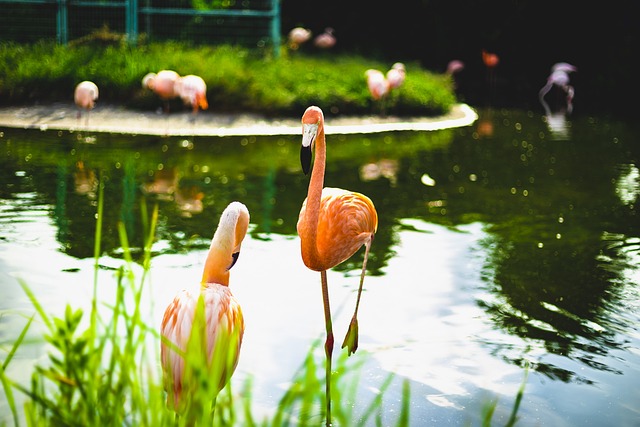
(341, 317, 359, 355)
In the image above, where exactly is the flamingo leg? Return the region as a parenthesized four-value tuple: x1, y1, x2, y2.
(342, 238, 372, 355)
(320, 269, 333, 427)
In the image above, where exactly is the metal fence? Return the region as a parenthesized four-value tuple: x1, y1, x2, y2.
(0, 0, 281, 55)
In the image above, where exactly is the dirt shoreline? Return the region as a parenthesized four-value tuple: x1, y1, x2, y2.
(0, 103, 477, 136)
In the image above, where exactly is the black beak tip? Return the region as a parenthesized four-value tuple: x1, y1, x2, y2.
(300, 146, 312, 175)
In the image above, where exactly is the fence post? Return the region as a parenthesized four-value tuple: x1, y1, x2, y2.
(56, 0, 68, 44)
(126, 0, 139, 46)
(271, 0, 280, 58)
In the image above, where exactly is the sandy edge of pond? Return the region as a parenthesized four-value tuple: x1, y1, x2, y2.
(0, 103, 477, 136)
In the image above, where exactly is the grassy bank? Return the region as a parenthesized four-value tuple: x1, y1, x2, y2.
(0, 38, 457, 117)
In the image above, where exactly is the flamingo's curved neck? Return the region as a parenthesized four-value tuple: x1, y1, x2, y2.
(201, 203, 249, 287)
(301, 121, 326, 263)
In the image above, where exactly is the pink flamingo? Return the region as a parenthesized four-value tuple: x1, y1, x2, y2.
(365, 69, 390, 116)
(74, 80, 99, 126)
(161, 201, 249, 420)
(288, 27, 312, 50)
(314, 27, 336, 49)
(175, 74, 209, 119)
(539, 62, 577, 114)
(386, 62, 406, 90)
(297, 105, 378, 425)
(142, 69, 180, 113)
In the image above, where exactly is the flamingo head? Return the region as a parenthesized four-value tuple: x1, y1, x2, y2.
(300, 106, 323, 175)
(142, 72, 156, 89)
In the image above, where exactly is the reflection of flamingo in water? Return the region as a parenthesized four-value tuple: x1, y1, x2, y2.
(175, 185, 205, 217)
(161, 201, 249, 421)
(141, 167, 178, 201)
(539, 62, 577, 115)
(297, 105, 378, 426)
(73, 161, 98, 198)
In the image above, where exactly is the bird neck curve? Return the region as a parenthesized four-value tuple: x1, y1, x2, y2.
(201, 202, 249, 287)
(300, 120, 326, 265)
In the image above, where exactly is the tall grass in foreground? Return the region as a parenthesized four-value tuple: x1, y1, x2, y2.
(0, 179, 526, 426)
(0, 180, 412, 426)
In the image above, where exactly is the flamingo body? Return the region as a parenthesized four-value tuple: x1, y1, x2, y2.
(314, 28, 336, 49)
(142, 69, 180, 100)
(175, 74, 209, 114)
(386, 62, 406, 90)
(74, 81, 99, 111)
(482, 49, 499, 68)
(365, 69, 389, 101)
(298, 187, 377, 271)
(288, 27, 312, 49)
(161, 201, 249, 416)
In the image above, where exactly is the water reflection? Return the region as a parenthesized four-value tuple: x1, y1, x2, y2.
(1, 109, 640, 425)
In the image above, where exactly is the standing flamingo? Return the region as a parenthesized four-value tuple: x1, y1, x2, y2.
(314, 27, 336, 49)
(161, 201, 249, 420)
(297, 106, 378, 425)
(175, 74, 209, 120)
(482, 49, 499, 103)
(142, 69, 181, 113)
(288, 27, 312, 50)
(365, 69, 390, 116)
(386, 62, 406, 90)
(74, 81, 99, 126)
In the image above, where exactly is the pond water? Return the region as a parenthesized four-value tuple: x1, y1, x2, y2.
(1, 107, 639, 426)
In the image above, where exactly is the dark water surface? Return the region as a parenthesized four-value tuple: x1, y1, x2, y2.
(1, 108, 639, 426)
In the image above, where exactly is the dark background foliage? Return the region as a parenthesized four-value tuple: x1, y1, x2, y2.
(281, 0, 636, 118)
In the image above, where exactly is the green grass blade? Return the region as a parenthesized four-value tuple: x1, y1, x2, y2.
(18, 280, 52, 331)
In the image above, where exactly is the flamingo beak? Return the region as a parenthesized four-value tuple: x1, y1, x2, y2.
(301, 123, 317, 175)
(227, 251, 240, 270)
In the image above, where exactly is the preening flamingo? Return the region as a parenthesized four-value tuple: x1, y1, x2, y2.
(539, 62, 577, 114)
(74, 80, 99, 126)
(297, 106, 378, 425)
(365, 69, 390, 116)
(386, 62, 406, 90)
(161, 201, 249, 419)
(142, 69, 180, 113)
(314, 27, 336, 49)
(175, 74, 209, 118)
(288, 27, 312, 50)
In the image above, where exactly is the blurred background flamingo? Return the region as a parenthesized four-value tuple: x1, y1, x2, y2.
(161, 201, 249, 421)
(446, 59, 465, 93)
(539, 62, 577, 114)
(288, 26, 312, 50)
(175, 74, 209, 121)
(482, 49, 499, 103)
(73, 80, 99, 126)
(314, 27, 336, 49)
(365, 69, 390, 116)
(142, 69, 180, 113)
(297, 105, 378, 426)
(386, 62, 406, 91)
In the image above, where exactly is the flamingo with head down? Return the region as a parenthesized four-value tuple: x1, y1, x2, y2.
(175, 74, 209, 119)
(74, 80, 99, 126)
(161, 201, 249, 421)
(142, 69, 181, 113)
